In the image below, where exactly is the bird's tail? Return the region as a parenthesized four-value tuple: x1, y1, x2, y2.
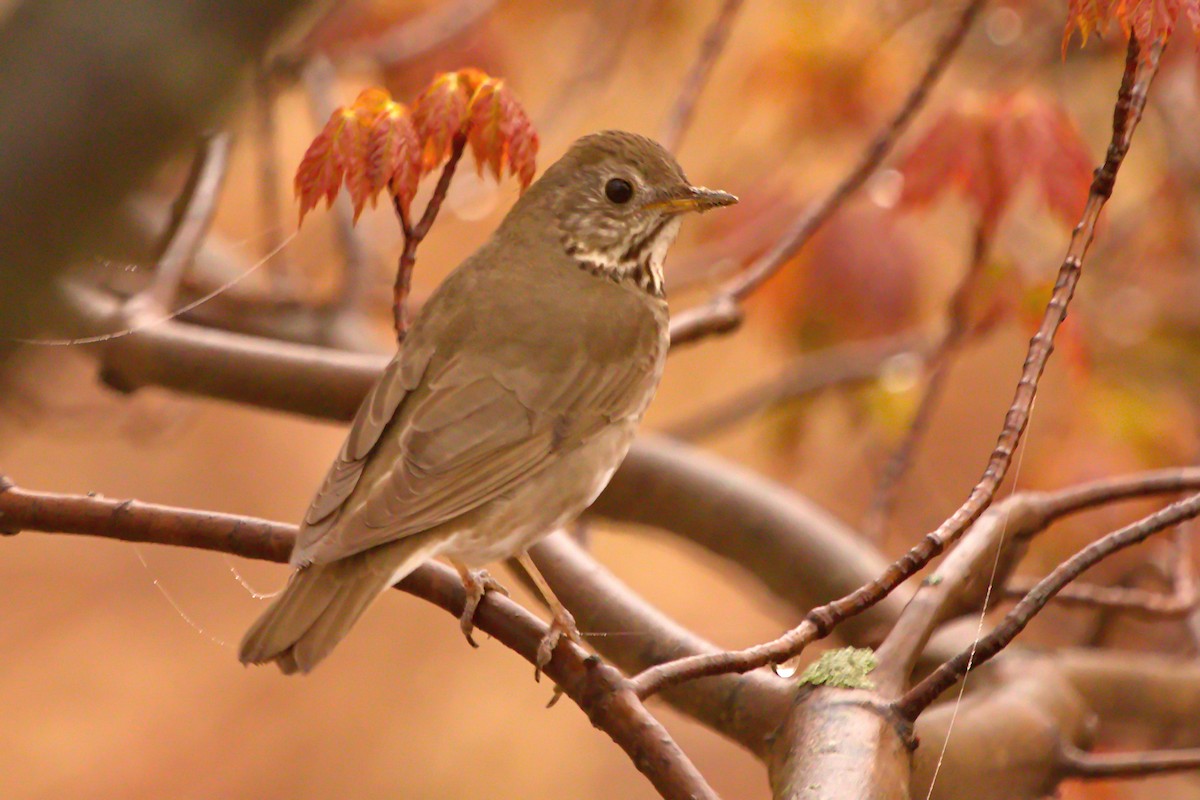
(239, 535, 438, 675)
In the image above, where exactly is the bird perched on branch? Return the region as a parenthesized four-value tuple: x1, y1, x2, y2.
(239, 130, 736, 675)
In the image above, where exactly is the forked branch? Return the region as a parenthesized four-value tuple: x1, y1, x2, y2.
(668, 0, 987, 347)
(894, 491, 1200, 721)
(631, 35, 1159, 700)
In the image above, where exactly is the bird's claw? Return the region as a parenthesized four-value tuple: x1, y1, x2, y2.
(534, 607, 582, 682)
(457, 568, 509, 647)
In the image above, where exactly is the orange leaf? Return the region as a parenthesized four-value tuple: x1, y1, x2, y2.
(898, 90, 1093, 232)
(345, 88, 421, 219)
(1064, 0, 1200, 49)
(294, 107, 358, 225)
(466, 79, 508, 181)
(464, 79, 539, 188)
(412, 72, 472, 173)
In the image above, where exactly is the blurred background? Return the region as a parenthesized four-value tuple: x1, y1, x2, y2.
(3, 0, 1200, 798)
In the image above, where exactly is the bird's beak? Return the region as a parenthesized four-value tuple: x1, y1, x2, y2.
(642, 186, 738, 215)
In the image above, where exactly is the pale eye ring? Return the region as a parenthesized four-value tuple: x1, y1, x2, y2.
(604, 177, 634, 204)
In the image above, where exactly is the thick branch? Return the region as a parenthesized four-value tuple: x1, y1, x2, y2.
(660, 0, 744, 153)
(628, 33, 1160, 703)
(0, 479, 720, 800)
(894, 491, 1200, 721)
(667, 0, 986, 347)
(529, 534, 790, 757)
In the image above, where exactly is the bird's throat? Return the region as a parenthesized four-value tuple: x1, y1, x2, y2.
(566, 217, 680, 300)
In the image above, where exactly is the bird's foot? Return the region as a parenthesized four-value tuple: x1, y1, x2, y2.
(535, 606, 582, 682)
(457, 567, 509, 648)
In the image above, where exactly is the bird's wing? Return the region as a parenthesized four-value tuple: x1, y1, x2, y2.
(291, 348, 432, 565)
(294, 348, 655, 565)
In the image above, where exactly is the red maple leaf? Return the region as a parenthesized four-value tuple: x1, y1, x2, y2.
(897, 90, 1094, 235)
(294, 69, 539, 227)
(1064, 0, 1200, 49)
(411, 71, 472, 173)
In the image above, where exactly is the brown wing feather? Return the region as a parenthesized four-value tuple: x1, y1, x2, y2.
(292, 347, 432, 565)
(295, 351, 652, 566)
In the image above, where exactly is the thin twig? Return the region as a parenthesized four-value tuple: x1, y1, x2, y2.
(1059, 742, 1200, 779)
(660, 0, 745, 153)
(392, 133, 467, 343)
(865, 225, 991, 538)
(537, 0, 650, 133)
(665, 332, 930, 440)
(135, 132, 232, 312)
(1002, 578, 1196, 616)
(668, 0, 987, 348)
(0, 478, 721, 800)
(252, 64, 291, 295)
(873, 466, 1200, 693)
(894, 491, 1200, 721)
(631, 37, 1159, 700)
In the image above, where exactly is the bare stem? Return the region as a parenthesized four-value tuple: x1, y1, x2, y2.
(866, 225, 991, 538)
(665, 332, 930, 440)
(253, 63, 291, 294)
(136, 132, 232, 311)
(392, 133, 467, 343)
(668, 0, 986, 347)
(631, 36, 1159, 701)
(894, 491, 1200, 721)
(1059, 742, 1200, 779)
(0, 478, 721, 800)
(660, 0, 744, 153)
(1002, 578, 1196, 616)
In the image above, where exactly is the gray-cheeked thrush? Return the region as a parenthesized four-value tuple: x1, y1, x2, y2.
(240, 130, 737, 674)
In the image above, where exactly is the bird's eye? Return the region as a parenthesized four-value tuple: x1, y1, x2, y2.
(604, 177, 634, 204)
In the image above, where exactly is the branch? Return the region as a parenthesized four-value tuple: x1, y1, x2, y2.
(1059, 743, 1200, 780)
(1003, 576, 1196, 617)
(528, 534, 790, 757)
(874, 466, 1200, 694)
(667, 0, 986, 348)
(865, 225, 991, 538)
(252, 63, 292, 294)
(392, 132, 467, 342)
(665, 332, 929, 440)
(0, 479, 721, 800)
(0, 0, 315, 356)
(894, 491, 1200, 721)
(659, 0, 744, 153)
(627, 32, 1161, 704)
(589, 434, 912, 645)
(142, 132, 234, 311)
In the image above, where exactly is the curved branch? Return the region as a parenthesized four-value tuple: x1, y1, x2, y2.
(0, 478, 720, 800)
(894, 491, 1200, 721)
(665, 332, 929, 441)
(630, 33, 1160, 702)
(529, 533, 790, 757)
(593, 435, 910, 645)
(1059, 743, 1200, 780)
(874, 465, 1200, 693)
(660, 0, 745, 153)
(667, 0, 986, 347)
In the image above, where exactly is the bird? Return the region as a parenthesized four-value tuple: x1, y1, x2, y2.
(239, 130, 737, 675)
